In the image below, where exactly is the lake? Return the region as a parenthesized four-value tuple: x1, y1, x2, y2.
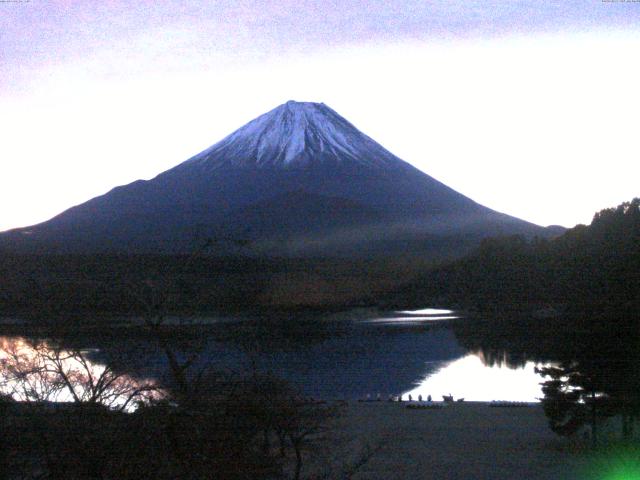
(0, 308, 549, 403)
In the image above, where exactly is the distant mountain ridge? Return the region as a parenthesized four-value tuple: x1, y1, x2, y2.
(0, 101, 552, 256)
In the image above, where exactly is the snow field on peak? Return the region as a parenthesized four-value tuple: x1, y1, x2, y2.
(184, 101, 405, 170)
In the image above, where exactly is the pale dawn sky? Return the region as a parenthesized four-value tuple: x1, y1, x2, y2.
(1, 0, 639, 231)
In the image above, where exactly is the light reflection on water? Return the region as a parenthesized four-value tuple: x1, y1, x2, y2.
(359, 308, 547, 402)
(398, 308, 455, 315)
(358, 308, 459, 325)
(403, 353, 547, 402)
(362, 316, 458, 324)
(0, 309, 550, 403)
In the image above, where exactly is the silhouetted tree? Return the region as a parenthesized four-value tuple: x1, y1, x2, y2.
(0, 338, 158, 410)
(535, 310, 640, 446)
(536, 362, 614, 447)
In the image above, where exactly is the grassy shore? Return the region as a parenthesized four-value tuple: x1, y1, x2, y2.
(318, 401, 590, 480)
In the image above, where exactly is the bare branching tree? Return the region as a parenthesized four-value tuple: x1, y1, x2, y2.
(0, 338, 159, 410)
(125, 240, 224, 404)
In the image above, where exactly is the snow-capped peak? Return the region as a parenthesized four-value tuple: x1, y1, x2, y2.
(182, 101, 407, 170)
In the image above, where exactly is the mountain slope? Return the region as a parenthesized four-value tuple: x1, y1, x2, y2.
(0, 101, 547, 256)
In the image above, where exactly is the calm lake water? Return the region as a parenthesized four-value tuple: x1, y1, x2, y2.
(0, 308, 548, 403)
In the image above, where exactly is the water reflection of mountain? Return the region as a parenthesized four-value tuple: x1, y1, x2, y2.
(450, 316, 562, 369)
(14, 313, 467, 400)
(19, 308, 629, 402)
(451, 309, 640, 370)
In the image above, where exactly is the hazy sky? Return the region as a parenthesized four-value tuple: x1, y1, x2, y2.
(2, 0, 639, 231)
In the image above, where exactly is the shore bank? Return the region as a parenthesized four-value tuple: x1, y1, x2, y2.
(319, 401, 588, 480)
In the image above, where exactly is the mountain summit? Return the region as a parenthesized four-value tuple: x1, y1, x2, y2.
(1, 101, 547, 256)
(182, 101, 402, 170)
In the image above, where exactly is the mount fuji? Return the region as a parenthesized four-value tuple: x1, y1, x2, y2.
(1, 101, 548, 257)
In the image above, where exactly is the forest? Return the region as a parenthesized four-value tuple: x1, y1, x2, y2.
(396, 198, 640, 314)
(441, 198, 640, 447)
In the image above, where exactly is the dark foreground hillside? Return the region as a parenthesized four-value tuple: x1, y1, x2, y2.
(0, 253, 438, 317)
(393, 198, 640, 312)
